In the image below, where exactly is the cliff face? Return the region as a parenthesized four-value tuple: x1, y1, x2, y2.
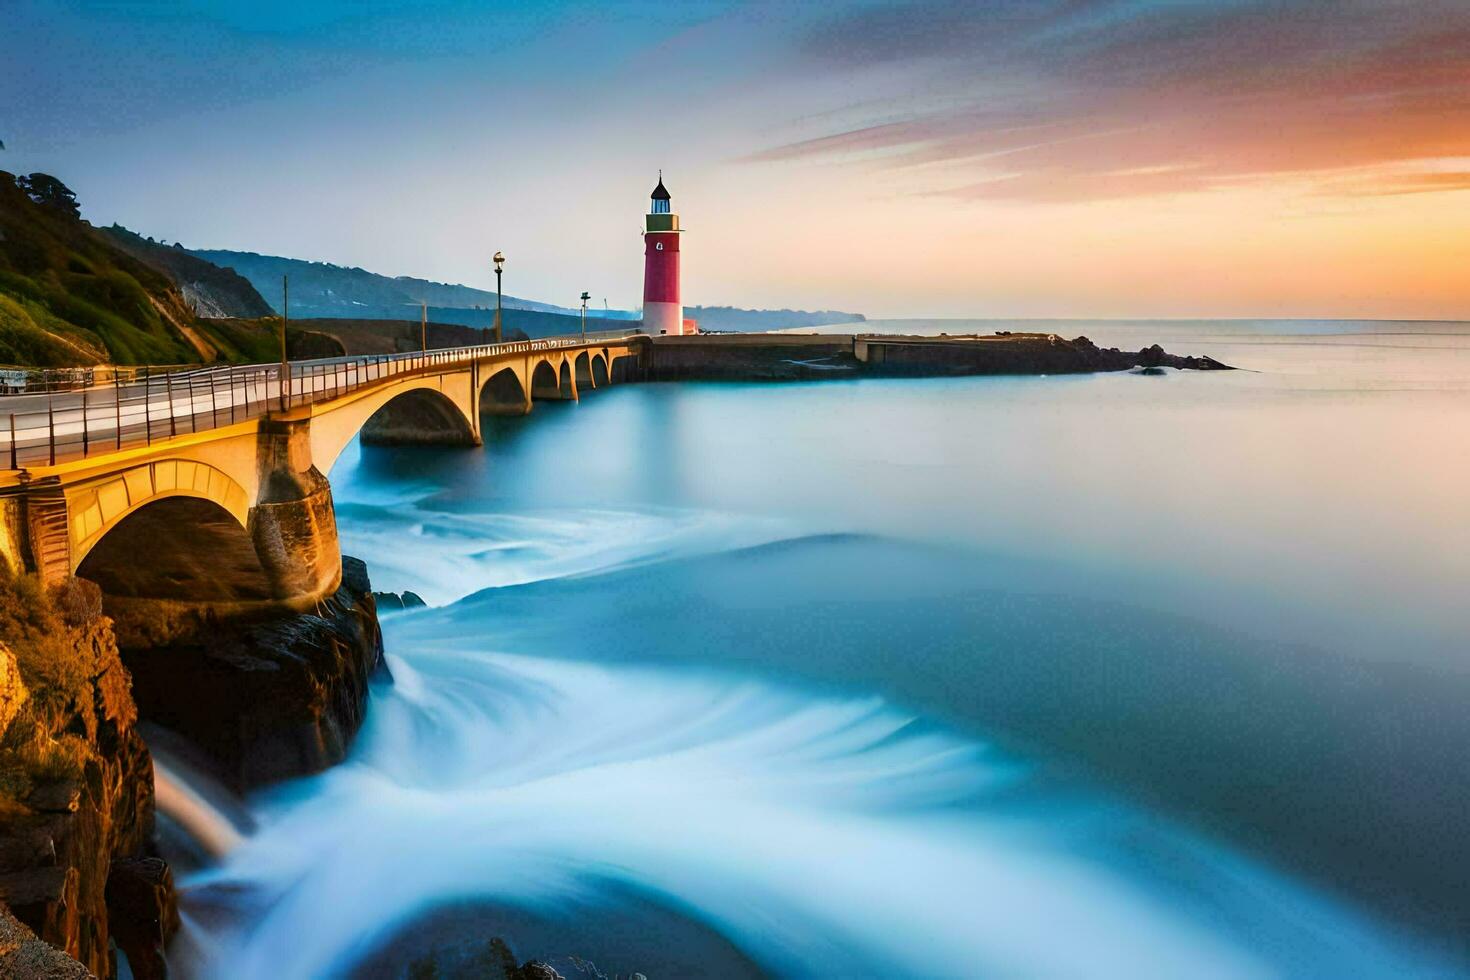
(121, 557, 386, 792)
(0, 577, 175, 979)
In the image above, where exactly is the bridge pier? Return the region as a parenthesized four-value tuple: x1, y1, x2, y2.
(251, 417, 343, 607)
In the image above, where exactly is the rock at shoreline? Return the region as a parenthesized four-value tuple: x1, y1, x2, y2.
(374, 590, 427, 613)
(121, 556, 387, 792)
(104, 857, 178, 980)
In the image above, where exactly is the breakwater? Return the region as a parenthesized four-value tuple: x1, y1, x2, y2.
(643, 331, 1230, 381)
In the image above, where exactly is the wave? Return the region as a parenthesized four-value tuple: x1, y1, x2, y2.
(176, 640, 1456, 979)
(333, 498, 806, 606)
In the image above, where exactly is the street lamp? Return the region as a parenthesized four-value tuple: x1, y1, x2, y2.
(492, 251, 505, 345)
(579, 290, 590, 340)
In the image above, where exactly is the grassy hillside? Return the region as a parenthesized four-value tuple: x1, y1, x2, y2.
(0, 172, 280, 367)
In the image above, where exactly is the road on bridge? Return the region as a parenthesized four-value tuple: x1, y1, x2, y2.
(0, 330, 639, 469)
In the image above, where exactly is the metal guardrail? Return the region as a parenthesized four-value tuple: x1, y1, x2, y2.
(0, 329, 642, 470)
(0, 363, 209, 395)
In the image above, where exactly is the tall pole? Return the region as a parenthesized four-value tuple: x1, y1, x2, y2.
(494, 266, 503, 344)
(580, 291, 589, 341)
(279, 274, 290, 411)
(421, 301, 427, 352)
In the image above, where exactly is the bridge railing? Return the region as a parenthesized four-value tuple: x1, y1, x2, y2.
(0, 329, 642, 470)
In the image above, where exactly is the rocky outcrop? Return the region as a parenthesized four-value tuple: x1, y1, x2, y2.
(401, 936, 643, 980)
(104, 857, 177, 980)
(0, 578, 173, 979)
(121, 557, 386, 792)
(0, 904, 91, 978)
(374, 590, 427, 613)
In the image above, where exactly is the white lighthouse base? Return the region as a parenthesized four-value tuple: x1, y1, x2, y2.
(644, 302, 685, 336)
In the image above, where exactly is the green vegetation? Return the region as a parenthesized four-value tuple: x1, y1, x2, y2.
(196, 316, 293, 363)
(0, 171, 282, 367)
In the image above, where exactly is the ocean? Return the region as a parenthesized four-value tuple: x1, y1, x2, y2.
(171, 319, 1470, 978)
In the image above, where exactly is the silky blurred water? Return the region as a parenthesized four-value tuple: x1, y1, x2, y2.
(175, 320, 1470, 978)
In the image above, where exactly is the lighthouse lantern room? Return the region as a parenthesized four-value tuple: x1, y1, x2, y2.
(642, 173, 686, 336)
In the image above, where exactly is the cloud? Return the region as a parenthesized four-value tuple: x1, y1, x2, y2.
(757, 1, 1470, 202)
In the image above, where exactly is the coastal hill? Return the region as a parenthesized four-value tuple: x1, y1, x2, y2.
(0, 173, 281, 366)
(186, 249, 580, 320)
(100, 226, 274, 319)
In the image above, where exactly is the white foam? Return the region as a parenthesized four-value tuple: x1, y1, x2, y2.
(180, 648, 1451, 979)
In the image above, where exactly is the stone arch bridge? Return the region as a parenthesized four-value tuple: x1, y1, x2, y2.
(0, 332, 644, 640)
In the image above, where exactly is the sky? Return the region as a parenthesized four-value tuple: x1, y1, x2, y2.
(2, 0, 1467, 319)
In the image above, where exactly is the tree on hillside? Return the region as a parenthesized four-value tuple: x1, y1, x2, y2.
(19, 173, 80, 218)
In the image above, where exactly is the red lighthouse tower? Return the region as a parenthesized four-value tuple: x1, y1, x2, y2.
(642, 173, 685, 336)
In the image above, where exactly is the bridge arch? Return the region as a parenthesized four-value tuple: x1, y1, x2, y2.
(76, 495, 273, 604)
(529, 358, 575, 401)
(68, 458, 252, 570)
(309, 376, 479, 473)
(574, 351, 595, 390)
(481, 365, 530, 416)
(591, 352, 610, 387)
(361, 387, 478, 446)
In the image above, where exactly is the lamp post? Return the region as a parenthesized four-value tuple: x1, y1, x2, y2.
(580, 290, 590, 340)
(279, 274, 289, 411)
(492, 251, 505, 345)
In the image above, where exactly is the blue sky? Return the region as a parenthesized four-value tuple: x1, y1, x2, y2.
(3, 1, 1467, 317)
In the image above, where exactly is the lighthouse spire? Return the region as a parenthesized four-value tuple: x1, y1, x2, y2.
(650, 171, 671, 212)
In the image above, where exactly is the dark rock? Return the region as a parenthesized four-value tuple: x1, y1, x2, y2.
(26, 781, 81, 814)
(105, 857, 178, 980)
(1137, 342, 1168, 367)
(374, 590, 427, 613)
(0, 867, 72, 906)
(121, 556, 387, 792)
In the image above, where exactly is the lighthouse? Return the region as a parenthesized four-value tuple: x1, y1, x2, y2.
(642, 173, 685, 336)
